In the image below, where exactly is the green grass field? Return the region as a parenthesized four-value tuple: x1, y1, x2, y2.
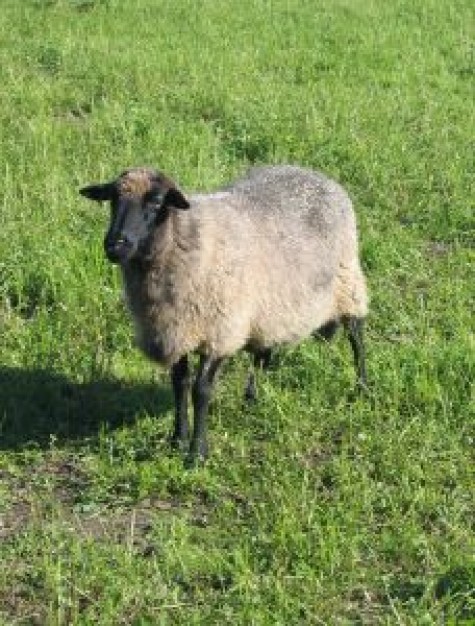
(1, 0, 474, 623)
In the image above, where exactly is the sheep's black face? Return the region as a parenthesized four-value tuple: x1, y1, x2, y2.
(80, 168, 190, 264)
(104, 193, 160, 263)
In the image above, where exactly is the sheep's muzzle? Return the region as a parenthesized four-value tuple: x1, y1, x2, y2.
(104, 234, 133, 264)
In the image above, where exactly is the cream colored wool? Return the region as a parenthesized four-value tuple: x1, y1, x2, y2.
(118, 165, 368, 367)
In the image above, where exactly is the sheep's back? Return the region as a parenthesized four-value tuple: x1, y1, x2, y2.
(227, 165, 353, 272)
(142, 165, 366, 361)
(215, 166, 360, 347)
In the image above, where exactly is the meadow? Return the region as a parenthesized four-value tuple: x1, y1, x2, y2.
(0, 0, 474, 623)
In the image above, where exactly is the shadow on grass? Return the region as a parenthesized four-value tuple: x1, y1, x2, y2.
(0, 366, 172, 450)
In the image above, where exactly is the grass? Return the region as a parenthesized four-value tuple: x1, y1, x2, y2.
(0, 0, 474, 623)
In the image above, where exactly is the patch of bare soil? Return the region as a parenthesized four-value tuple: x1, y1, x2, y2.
(1, 456, 206, 624)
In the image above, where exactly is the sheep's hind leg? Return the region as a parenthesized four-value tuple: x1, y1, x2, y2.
(170, 355, 191, 449)
(344, 316, 367, 391)
(188, 355, 223, 466)
(312, 319, 340, 341)
(244, 348, 272, 403)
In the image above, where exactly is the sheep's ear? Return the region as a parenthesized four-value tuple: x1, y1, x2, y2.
(163, 186, 190, 210)
(79, 182, 115, 203)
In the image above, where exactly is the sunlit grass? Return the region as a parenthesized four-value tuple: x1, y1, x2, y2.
(0, 0, 474, 623)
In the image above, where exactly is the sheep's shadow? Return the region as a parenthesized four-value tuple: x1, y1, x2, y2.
(0, 366, 172, 450)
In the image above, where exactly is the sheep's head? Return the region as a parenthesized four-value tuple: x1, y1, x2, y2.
(80, 167, 190, 263)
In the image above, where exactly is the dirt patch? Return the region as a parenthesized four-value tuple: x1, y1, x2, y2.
(0, 456, 89, 540)
(70, 497, 183, 556)
(0, 500, 31, 541)
(1, 454, 204, 549)
(425, 240, 452, 257)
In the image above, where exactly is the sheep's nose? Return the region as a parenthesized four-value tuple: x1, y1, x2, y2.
(104, 235, 132, 263)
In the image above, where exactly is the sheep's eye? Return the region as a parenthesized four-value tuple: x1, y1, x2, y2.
(144, 191, 163, 208)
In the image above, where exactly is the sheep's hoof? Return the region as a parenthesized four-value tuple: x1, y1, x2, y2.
(185, 440, 208, 469)
(184, 451, 207, 469)
(348, 380, 370, 402)
(243, 387, 257, 404)
(170, 434, 189, 452)
(356, 379, 370, 396)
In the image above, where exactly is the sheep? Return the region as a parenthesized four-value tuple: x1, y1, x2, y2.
(80, 165, 368, 464)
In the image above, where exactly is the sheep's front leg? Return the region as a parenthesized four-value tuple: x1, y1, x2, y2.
(188, 355, 223, 465)
(170, 355, 191, 449)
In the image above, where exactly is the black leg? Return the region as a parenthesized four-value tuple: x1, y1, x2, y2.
(254, 348, 272, 370)
(313, 319, 339, 341)
(344, 317, 367, 390)
(244, 371, 257, 403)
(188, 355, 223, 465)
(244, 348, 272, 402)
(170, 355, 191, 448)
